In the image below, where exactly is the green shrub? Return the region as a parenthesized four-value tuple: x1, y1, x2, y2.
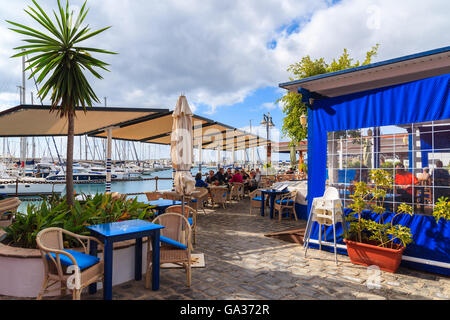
(346, 169, 414, 248)
(2, 193, 155, 249)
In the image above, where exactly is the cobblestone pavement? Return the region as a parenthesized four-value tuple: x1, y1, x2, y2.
(5, 198, 450, 300)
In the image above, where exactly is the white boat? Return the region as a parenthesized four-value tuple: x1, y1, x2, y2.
(0, 169, 65, 196)
(46, 165, 116, 182)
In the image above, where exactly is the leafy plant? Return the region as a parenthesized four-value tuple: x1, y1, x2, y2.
(2, 193, 155, 248)
(7, 0, 116, 206)
(433, 197, 450, 223)
(346, 169, 414, 248)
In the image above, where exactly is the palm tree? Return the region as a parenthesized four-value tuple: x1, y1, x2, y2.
(7, 0, 116, 206)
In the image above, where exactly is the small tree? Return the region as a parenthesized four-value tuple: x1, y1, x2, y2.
(278, 45, 379, 143)
(7, 0, 116, 206)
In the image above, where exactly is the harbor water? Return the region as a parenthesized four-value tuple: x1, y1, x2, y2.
(16, 167, 215, 212)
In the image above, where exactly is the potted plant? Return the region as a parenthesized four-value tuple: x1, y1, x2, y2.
(344, 169, 414, 273)
(432, 197, 450, 223)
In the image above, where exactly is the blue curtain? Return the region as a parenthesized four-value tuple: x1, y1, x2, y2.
(306, 73, 450, 275)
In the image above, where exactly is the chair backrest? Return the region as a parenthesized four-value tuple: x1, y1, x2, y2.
(210, 187, 227, 203)
(193, 187, 209, 199)
(152, 213, 191, 246)
(162, 191, 182, 201)
(36, 227, 65, 251)
(322, 187, 340, 201)
(145, 192, 163, 201)
(0, 197, 21, 215)
(165, 205, 195, 220)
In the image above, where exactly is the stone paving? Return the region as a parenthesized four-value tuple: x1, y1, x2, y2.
(4, 198, 449, 300)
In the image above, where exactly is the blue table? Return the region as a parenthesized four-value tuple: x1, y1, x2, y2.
(86, 219, 165, 300)
(259, 189, 289, 219)
(147, 199, 183, 215)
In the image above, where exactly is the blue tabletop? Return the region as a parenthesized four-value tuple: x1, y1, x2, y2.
(86, 219, 164, 237)
(147, 199, 183, 207)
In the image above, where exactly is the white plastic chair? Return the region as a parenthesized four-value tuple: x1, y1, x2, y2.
(303, 187, 347, 264)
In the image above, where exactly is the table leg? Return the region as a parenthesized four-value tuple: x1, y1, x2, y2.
(260, 192, 265, 217)
(88, 240, 98, 294)
(103, 239, 113, 300)
(270, 195, 275, 219)
(151, 230, 160, 291)
(135, 237, 143, 281)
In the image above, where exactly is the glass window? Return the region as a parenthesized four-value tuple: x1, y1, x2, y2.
(327, 119, 450, 216)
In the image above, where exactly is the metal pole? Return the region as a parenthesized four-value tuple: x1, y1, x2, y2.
(105, 128, 112, 193)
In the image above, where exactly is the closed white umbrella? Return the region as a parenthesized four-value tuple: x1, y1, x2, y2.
(171, 95, 195, 204)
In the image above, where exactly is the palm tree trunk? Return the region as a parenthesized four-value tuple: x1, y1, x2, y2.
(66, 110, 75, 206)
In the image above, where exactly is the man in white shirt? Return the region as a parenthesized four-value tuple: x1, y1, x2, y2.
(255, 168, 261, 185)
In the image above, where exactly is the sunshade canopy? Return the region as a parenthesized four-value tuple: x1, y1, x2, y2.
(0, 104, 270, 150)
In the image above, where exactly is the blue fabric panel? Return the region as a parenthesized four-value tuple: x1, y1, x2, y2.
(294, 203, 308, 220)
(306, 74, 450, 274)
(47, 249, 100, 270)
(188, 217, 193, 225)
(306, 209, 450, 275)
(252, 197, 263, 201)
(160, 235, 188, 250)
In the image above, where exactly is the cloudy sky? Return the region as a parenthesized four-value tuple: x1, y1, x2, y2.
(0, 0, 449, 161)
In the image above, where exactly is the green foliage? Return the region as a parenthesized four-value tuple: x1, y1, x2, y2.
(278, 45, 379, 143)
(2, 193, 155, 249)
(432, 197, 450, 223)
(346, 169, 414, 248)
(299, 162, 307, 173)
(7, 0, 116, 115)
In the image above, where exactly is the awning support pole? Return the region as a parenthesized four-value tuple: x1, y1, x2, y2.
(105, 127, 112, 193)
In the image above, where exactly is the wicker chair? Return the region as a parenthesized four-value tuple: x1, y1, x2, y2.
(161, 191, 182, 201)
(273, 191, 298, 221)
(146, 213, 192, 288)
(249, 190, 266, 215)
(230, 183, 245, 201)
(145, 191, 163, 201)
(191, 187, 209, 214)
(35, 227, 104, 300)
(0, 197, 21, 227)
(165, 205, 197, 245)
(210, 186, 228, 209)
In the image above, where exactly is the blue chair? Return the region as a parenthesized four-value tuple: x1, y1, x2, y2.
(36, 227, 104, 300)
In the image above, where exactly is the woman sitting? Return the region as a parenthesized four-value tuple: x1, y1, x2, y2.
(230, 169, 243, 183)
(195, 172, 209, 188)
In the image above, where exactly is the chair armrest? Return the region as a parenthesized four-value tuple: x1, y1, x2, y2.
(60, 229, 104, 254)
(44, 248, 78, 268)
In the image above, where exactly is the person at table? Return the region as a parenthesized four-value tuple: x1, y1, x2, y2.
(214, 168, 227, 185)
(394, 163, 418, 203)
(255, 168, 262, 186)
(247, 171, 258, 192)
(230, 169, 243, 183)
(225, 168, 233, 183)
(205, 170, 217, 184)
(195, 172, 209, 188)
(241, 169, 250, 181)
(433, 160, 450, 203)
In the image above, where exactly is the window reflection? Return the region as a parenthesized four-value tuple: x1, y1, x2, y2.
(326, 119, 450, 216)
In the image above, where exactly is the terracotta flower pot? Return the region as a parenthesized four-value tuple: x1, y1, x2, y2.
(344, 239, 405, 273)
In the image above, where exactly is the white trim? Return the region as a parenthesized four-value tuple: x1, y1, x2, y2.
(308, 239, 450, 269)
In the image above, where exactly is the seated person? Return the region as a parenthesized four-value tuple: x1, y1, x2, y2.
(417, 167, 431, 185)
(241, 170, 250, 182)
(195, 172, 208, 188)
(214, 168, 227, 185)
(230, 169, 243, 183)
(433, 160, 450, 202)
(224, 168, 233, 182)
(394, 163, 418, 202)
(247, 172, 258, 192)
(205, 170, 217, 184)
